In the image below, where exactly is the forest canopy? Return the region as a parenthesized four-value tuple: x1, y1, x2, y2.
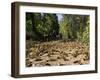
(26, 12, 90, 45)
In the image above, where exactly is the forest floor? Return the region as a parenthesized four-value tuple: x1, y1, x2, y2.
(26, 40, 89, 67)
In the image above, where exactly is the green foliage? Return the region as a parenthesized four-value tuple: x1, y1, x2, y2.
(26, 13, 59, 41)
(41, 14, 53, 36)
(59, 14, 89, 45)
(59, 15, 77, 41)
(59, 15, 69, 40)
(82, 16, 90, 45)
(26, 13, 33, 40)
(26, 20, 32, 32)
(26, 12, 90, 45)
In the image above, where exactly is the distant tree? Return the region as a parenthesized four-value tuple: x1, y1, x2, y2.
(26, 12, 89, 44)
(26, 13, 59, 41)
(59, 15, 69, 40)
(59, 14, 76, 41)
(26, 13, 33, 40)
(45, 14, 59, 40)
(59, 14, 89, 44)
(26, 13, 42, 40)
(82, 16, 90, 45)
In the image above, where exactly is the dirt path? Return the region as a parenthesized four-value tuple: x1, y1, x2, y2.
(26, 40, 89, 67)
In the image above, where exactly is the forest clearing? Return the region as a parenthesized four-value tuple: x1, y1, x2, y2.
(26, 12, 90, 67)
(26, 40, 89, 67)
